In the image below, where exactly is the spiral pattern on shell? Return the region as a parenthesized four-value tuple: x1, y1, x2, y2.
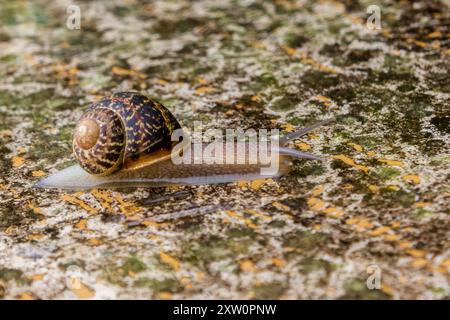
(73, 92, 181, 175)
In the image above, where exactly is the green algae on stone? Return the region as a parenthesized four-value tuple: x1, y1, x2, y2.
(299, 258, 337, 274)
(252, 281, 287, 300)
(134, 277, 183, 293)
(340, 278, 391, 300)
(0, 268, 30, 286)
(283, 230, 330, 252)
(121, 256, 147, 275)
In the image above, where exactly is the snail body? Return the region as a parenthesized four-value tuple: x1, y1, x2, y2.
(35, 92, 332, 190)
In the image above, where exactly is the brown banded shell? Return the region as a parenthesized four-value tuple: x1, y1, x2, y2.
(73, 92, 181, 176)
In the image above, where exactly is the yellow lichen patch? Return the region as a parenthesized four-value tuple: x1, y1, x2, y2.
(27, 233, 44, 241)
(413, 40, 428, 47)
(311, 185, 324, 196)
(91, 189, 113, 202)
(75, 219, 87, 230)
(332, 154, 369, 173)
(28, 201, 43, 215)
(390, 221, 401, 229)
(4, 226, 15, 235)
(368, 185, 380, 194)
(296, 142, 311, 151)
(88, 238, 102, 246)
(250, 179, 271, 191)
(281, 45, 297, 56)
(322, 207, 345, 218)
(355, 219, 373, 231)
(406, 249, 426, 258)
(381, 283, 394, 296)
(347, 142, 363, 152)
(239, 260, 256, 272)
(428, 265, 448, 274)
(115, 194, 143, 216)
(414, 201, 432, 208)
(345, 218, 373, 231)
(31, 170, 46, 177)
(342, 183, 353, 190)
(180, 277, 193, 289)
(251, 95, 262, 102)
(348, 14, 364, 25)
(250, 41, 267, 50)
(345, 218, 359, 225)
(91, 189, 115, 212)
(157, 79, 168, 85)
(12, 156, 25, 168)
(160, 252, 180, 271)
(430, 41, 440, 49)
(377, 159, 405, 167)
(72, 283, 95, 299)
(369, 226, 390, 236)
(142, 220, 169, 228)
(386, 185, 400, 191)
(197, 77, 208, 84)
(272, 201, 290, 212)
(440, 259, 450, 269)
(112, 66, 145, 79)
(196, 272, 205, 281)
(236, 180, 249, 188)
(0, 129, 13, 137)
(308, 133, 319, 140)
(226, 210, 257, 228)
(283, 247, 297, 253)
(16, 146, 26, 154)
(271, 258, 286, 268)
(307, 197, 326, 211)
(403, 174, 421, 185)
(410, 258, 429, 269)
(315, 95, 332, 107)
(398, 241, 413, 249)
(281, 123, 295, 132)
(402, 227, 414, 234)
(28, 274, 44, 282)
(195, 86, 215, 95)
(316, 64, 338, 74)
(245, 209, 271, 221)
(384, 234, 401, 242)
(366, 151, 376, 157)
(156, 292, 173, 300)
(61, 194, 98, 214)
(17, 292, 36, 300)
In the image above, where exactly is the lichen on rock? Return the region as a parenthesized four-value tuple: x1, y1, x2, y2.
(0, 0, 448, 299)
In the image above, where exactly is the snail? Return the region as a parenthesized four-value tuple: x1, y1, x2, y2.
(35, 92, 333, 190)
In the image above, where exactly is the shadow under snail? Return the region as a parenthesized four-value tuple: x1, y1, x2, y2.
(35, 92, 333, 190)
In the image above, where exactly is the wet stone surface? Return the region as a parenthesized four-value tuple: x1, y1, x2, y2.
(0, 0, 449, 299)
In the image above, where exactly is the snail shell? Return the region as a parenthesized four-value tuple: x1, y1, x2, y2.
(73, 92, 180, 176)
